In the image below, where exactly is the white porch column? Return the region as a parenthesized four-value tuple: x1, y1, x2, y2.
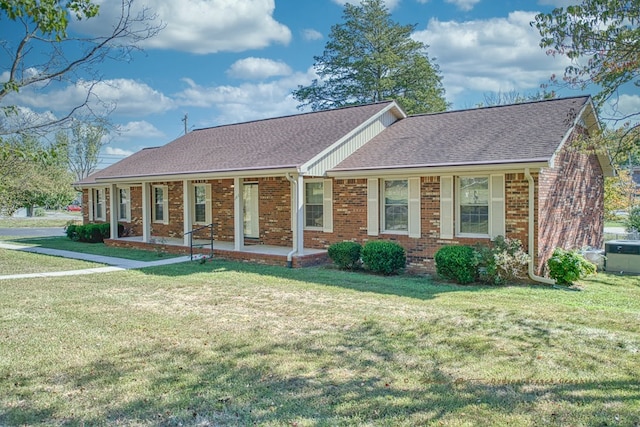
(142, 182, 151, 243)
(295, 174, 305, 256)
(183, 180, 192, 246)
(109, 184, 118, 240)
(234, 177, 244, 251)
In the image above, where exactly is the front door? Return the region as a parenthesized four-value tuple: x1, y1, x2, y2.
(243, 183, 259, 238)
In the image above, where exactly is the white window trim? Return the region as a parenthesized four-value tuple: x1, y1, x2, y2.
(152, 185, 169, 224)
(118, 186, 131, 222)
(93, 188, 106, 221)
(192, 183, 212, 225)
(456, 175, 490, 238)
(368, 177, 420, 238)
(303, 179, 324, 231)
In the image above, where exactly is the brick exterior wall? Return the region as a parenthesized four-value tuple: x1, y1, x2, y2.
(305, 176, 535, 272)
(84, 145, 604, 273)
(538, 145, 605, 275)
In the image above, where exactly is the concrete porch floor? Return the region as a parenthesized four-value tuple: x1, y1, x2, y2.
(107, 236, 329, 268)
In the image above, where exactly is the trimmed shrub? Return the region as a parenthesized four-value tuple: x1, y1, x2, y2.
(547, 248, 596, 286)
(435, 245, 478, 284)
(65, 223, 78, 241)
(361, 240, 406, 275)
(64, 222, 111, 243)
(328, 241, 362, 270)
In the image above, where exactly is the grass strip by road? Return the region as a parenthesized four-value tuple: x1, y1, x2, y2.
(1, 257, 638, 426)
(0, 216, 81, 228)
(0, 248, 104, 275)
(2, 236, 180, 262)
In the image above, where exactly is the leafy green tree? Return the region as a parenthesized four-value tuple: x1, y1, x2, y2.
(604, 170, 635, 220)
(533, 1, 639, 125)
(0, 135, 75, 215)
(56, 120, 107, 181)
(292, 0, 447, 114)
(0, 0, 162, 136)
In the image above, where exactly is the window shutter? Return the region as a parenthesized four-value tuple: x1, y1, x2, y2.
(490, 174, 505, 238)
(205, 184, 212, 224)
(162, 185, 169, 225)
(367, 178, 379, 236)
(408, 177, 421, 238)
(88, 189, 94, 221)
(323, 179, 333, 233)
(440, 176, 454, 239)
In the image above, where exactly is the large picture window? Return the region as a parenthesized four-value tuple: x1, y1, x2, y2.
(458, 177, 489, 235)
(383, 179, 408, 231)
(305, 181, 323, 228)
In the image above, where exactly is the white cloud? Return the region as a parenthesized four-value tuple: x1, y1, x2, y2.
(174, 68, 316, 125)
(331, 0, 401, 10)
(302, 29, 323, 41)
(445, 0, 481, 12)
(601, 94, 640, 126)
(412, 11, 573, 104)
(227, 57, 292, 80)
(117, 120, 165, 139)
(104, 146, 134, 157)
(0, 106, 57, 135)
(5, 79, 174, 117)
(72, 0, 291, 54)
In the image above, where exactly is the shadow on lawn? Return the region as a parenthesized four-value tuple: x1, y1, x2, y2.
(139, 257, 498, 302)
(3, 320, 639, 426)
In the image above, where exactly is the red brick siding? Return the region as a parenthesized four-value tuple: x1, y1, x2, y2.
(538, 146, 604, 274)
(249, 176, 293, 246)
(305, 174, 545, 272)
(127, 186, 143, 236)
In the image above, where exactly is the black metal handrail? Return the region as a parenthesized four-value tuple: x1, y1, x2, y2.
(184, 223, 214, 260)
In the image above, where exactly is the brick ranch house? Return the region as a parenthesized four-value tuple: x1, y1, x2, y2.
(75, 96, 613, 279)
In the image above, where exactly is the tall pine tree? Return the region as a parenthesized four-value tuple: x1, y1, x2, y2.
(293, 0, 447, 114)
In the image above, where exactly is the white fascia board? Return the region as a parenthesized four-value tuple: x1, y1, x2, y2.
(300, 101, 406, 175)
(90, 167, 300, 185)
(327, 161, 549, 178)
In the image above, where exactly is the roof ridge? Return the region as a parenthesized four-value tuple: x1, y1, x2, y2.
(407, 95, 591, 119)
(192, 100, 395, 132)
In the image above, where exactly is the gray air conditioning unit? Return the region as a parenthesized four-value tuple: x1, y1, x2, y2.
(604, 241, 640, 274)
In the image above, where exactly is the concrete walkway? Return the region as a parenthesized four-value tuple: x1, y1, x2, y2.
(0, 242, 192, 280)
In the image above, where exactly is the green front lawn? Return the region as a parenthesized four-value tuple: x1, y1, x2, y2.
(1, 256, 639, 426)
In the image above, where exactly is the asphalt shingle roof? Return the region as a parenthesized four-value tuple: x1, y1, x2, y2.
(332, 96, 590, 171)
(78, 101, 395, 184)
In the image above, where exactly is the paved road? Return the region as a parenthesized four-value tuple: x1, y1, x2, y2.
(0, 227, 66, 237)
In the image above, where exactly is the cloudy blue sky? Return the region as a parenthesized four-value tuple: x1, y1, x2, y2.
(2, 0, 638, 168)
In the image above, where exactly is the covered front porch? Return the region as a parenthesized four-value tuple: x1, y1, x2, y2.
(105, 235, 329, 268)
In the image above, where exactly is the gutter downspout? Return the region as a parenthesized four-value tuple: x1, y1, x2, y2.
(525, 168, 556, 285)
(285, 173, 298, 267)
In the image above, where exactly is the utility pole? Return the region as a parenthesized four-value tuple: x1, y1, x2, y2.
(182, 113, 188, 135)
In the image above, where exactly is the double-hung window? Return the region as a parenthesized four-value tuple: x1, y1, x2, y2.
(193, 184, 211, 224)
(302, 179, 333, 232)
(367, 178, 420, 238)
(153, 185, 168, 224)
(458, 177, 489, 235)
(118, 188, 130, 222)
(305, 181, 324, 228)
(439, 175, 505, 239)
(93, 188, 105, 221)
(383, 179, 408, 232)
